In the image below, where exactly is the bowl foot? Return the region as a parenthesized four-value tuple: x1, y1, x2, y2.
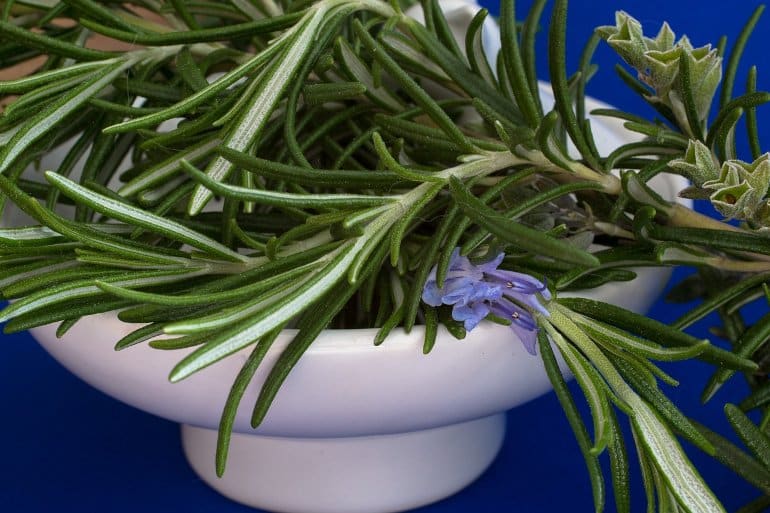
(181, 414, 506, 513)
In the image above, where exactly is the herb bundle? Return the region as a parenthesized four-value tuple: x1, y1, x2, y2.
(1, 1, 770, 511)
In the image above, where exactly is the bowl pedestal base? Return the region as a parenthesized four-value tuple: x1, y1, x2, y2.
(181, 413, 506, 513)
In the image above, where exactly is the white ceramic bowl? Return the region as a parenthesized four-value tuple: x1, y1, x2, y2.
(30, 271, 675, 513)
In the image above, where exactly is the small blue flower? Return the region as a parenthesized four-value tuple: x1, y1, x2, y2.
(452, 302, 491, 331)
(488, 299, 539, 355)
(422, 248, 549, 354)
(422, 249, 502, 308)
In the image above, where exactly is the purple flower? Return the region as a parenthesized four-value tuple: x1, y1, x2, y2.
(452, 302, 491, 331)
(422, 249, 549, 354)
(489, 299, 540, 354)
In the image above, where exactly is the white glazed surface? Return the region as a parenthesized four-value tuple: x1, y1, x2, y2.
(25, 93, 687, 439)
(182, 415, 507, 513)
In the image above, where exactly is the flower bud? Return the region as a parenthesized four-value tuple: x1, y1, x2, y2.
(669, 140, 720, 186)
(703, 155, 770, 221)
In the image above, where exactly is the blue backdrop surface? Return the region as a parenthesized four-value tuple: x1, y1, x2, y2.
(0, 1, 766, 512)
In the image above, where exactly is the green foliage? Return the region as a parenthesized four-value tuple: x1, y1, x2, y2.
(0, 1, 769, 512)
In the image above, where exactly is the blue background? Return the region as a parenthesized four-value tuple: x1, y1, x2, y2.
(0, 1, 766, 511)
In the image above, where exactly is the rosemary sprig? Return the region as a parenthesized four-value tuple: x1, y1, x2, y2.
(0, 2, 769, 512)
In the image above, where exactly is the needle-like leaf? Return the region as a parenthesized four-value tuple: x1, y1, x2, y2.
(0, 59, 129, 174)
(46, 171, 249, 263)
